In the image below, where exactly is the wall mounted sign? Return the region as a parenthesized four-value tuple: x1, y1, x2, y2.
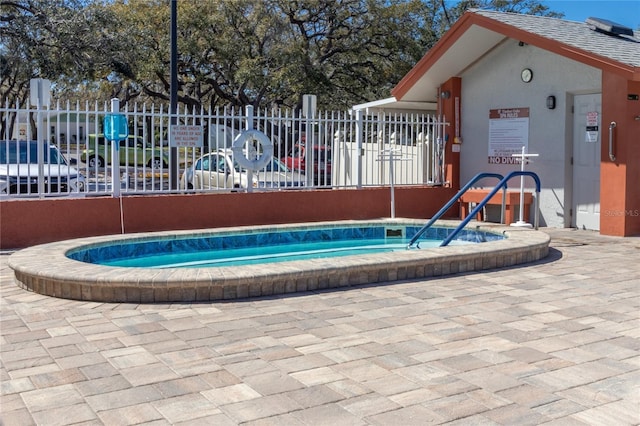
(488, 107, 529, 164)
(585, 111, 599, 143)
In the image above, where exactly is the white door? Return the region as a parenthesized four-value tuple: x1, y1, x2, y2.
(572, 93, 601, 230)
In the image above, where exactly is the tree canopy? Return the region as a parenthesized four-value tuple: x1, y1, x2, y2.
(1, 0, 562, 111)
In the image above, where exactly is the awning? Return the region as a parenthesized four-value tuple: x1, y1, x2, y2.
(351, 97, 437, 114)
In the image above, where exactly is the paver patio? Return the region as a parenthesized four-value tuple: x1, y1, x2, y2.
(1, 228, 638, 425)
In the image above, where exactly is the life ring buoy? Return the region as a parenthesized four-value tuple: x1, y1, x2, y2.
(231, 129, 273, 171)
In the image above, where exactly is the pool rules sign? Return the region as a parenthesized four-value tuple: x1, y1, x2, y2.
(488, 107, 529, 164)
(170, 125, 203, 147)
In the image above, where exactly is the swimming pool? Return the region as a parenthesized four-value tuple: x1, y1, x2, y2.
(9, 219, 550, 303)
(67, 223, 498, 269)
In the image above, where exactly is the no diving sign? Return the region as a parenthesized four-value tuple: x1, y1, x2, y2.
(170, 125, 203, 147)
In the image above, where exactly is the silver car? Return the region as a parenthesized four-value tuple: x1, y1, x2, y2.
(181, 149, 305, 190)
(0, 140, 86, 195)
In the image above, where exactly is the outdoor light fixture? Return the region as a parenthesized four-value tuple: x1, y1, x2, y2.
(440, 90, 451, 99)
(546, 95, 556, 110)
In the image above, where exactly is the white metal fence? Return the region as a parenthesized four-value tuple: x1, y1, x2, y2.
(0, 100, 447, 198)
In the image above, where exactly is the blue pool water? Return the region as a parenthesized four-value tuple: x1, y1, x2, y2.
(101, 239, 435, 268)
(67, 224, 503, 269)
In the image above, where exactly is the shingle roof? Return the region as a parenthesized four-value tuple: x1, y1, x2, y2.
(472, 9, 640, 68)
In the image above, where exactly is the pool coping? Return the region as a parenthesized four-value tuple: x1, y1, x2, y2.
(8, 219, 551, 303)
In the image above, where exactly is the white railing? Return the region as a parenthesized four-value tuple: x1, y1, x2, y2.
(0, 99, 447, 198)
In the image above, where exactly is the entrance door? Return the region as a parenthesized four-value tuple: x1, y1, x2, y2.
(572, 93, 601, 230)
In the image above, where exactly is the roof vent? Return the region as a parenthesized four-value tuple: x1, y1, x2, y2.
(586, 17, 634, 37)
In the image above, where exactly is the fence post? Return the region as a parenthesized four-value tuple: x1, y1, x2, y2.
(36, 99, 45, 197)
(169, 0, 178, 190)
(245, 105, 254, 193)
(355, 109, 363, 189)
(31, 79, 51, 198)
(303, 95, 316, 187)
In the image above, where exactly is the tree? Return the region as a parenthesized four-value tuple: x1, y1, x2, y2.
(0, 1, 117, 137)
(273, 0, 433, 109)
(0, 0, 125, 102)
(440, 0, 562, 27)
(1, 0, 565, 114)
(98, 0, 563, 110)
(97, 0, 441, 110)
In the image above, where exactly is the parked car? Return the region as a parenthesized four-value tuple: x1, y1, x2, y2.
(0, 140, 85, 195)
(180, 149, 305, 190)
(81, 134, 168, 168)
(282, 143, 332, 184)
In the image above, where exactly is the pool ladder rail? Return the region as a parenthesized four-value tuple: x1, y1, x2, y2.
(407, 171, 541, 248)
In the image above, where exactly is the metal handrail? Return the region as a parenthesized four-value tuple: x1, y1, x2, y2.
(609, 121, 616, 162)
(439, 171, 541, 247)
(407, 172, 505, 248)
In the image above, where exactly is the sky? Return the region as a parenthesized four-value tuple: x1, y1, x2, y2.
(541, 0, 639, 29)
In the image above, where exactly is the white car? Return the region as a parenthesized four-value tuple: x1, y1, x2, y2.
(0, 140, 86, 195)
(180, 149, 305, 190)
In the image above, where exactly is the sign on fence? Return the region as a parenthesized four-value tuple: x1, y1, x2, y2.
(170, 125, 204, 147)
(103, 114, 128, 143)
(30, 78, 51, 106)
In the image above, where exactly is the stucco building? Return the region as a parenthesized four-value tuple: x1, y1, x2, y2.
(389, 9, 640, 236)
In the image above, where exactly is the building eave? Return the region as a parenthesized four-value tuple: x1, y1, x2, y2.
(392, 10, 639, 102)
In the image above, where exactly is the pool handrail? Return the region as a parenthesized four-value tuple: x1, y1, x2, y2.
(407, 172, 505, 248)
(439, 171, 541, 247)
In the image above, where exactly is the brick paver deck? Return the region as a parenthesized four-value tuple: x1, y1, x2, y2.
(1, 228, 638, 425)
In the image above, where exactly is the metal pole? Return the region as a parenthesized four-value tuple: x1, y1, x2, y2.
(31, 78, 51, 197)
(511, 147, 537, 228)
(303, 96, 315, 187)
(389, 150, 396, 218)
(36, 87, 44, 198)
(169, 0, 178, 190)
(355, 109, 363, 189)
(518, 146, 525, 223)
(245, 105, 254, 193)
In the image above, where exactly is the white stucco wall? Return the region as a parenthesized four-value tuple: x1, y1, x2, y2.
(459, 39, 601, 227)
